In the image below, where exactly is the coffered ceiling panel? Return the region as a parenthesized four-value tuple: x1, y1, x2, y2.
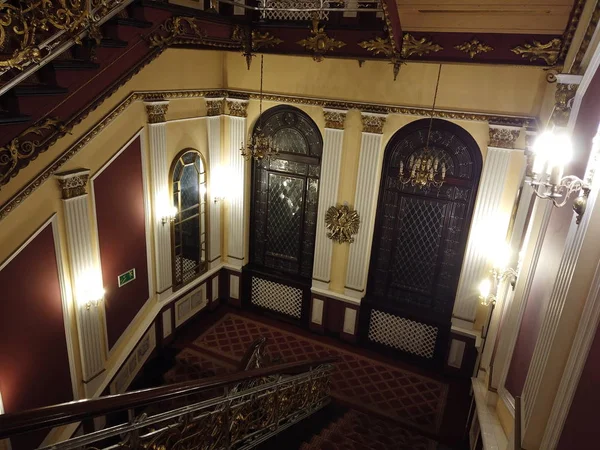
(397, 0, 575, 34)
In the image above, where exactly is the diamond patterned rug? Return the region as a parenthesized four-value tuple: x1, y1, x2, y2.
(189, 313, 448, 434)
(300, 409, 438, 450)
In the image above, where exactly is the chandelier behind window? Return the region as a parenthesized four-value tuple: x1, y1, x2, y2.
(241, 55, 280, 161)
(398, 65, 446, 190)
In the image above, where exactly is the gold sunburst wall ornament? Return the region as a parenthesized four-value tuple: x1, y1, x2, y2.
(511, 38, 562, 65)
(325, 204, 360, 244)
(454, 38, 493, 58)
(297, 18, 346, 62)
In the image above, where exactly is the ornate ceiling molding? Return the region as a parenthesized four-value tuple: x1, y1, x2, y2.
(570, 1, 600, 74)
(511, 38, 562, 66)
(454, 38, 494, 59)
(297, 19, 346, 62)
(560, 0, 587, 64)
(55, 169, 90, 200)
(148, 17, 207, 49)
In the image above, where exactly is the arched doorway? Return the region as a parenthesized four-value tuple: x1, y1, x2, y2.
(362, 118, 482, 363)
(244, 105, 323, 321)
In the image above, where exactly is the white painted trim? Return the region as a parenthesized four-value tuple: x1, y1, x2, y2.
(310, 286, 361, 306)
(568, 38, 600, 130)
(165, 116, 206, 124)
(51, 215, 80, 401)
(139, 131, 155, 301)
(540, 257, 600, 449)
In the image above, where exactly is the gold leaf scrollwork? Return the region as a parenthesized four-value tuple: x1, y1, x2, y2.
(511, 38, 562, 65)
(148, 16, 206, 48)
(297, 18, 345, 62)
(358, 37, 394, 58)
(325, 204, 360, 244)
(454, 38, 493, 58)
(0, 117, 71, 187)
(231, 26, 283, 69)
(401, 33, 443, 59)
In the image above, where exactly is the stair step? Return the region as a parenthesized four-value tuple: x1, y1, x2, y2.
(110, 17, 152, 28)
(50, 59, 100, 70)
(12, 84, 69, 96)
(0, 112, 31, 125)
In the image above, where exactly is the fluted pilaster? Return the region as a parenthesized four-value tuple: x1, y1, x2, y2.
(206, 97, 224, 268)
(312, 108, 346, 289)
(344, 112, 387, 298)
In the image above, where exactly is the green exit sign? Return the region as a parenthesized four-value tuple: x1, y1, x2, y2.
(118, 269, 136, 288)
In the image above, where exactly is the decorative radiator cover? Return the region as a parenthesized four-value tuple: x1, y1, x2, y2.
(368, 309, 438, 359)
(251, 276, 303, 319)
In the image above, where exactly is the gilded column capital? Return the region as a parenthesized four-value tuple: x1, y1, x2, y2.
(488, 125, 522, 149)
(323, 108, 347, 130)
(551, 74, 583, 128)
(361, 112, 387, 134)
(226, 98, 249, 118)
(55, 169, 91, 200)
(144, 100, 169, 124)
(205, 97, 225, 116)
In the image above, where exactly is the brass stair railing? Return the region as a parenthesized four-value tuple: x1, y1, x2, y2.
(0, 0, 134, 96)
(0, 341, 336, 449)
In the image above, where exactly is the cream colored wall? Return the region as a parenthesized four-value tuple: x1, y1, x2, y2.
(224, 53, 547, 116)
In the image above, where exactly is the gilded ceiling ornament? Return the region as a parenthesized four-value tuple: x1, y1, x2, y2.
(148, 17, 206, 48)
(297, 18, 346, 62)
(488, 126, 520, 149)
(401, 33, 443, 59)
(0, 117, 70, 187)
(571, 2, 600, 74)
(144, 101, 169, 124)
(251, 30, 284, 51)
(454, 38, 493, 59)
(231, 26, 283, 69)
(55, 170, 90, 199)
(511, 38, 562, 66)
(325, 204, 360, 244)
(361, 113, 387, 134)
(551, 83, 578, 127)
(358, 37, 394, 58)
(205, 98, 225, 116)
(323, 110, 346, 130)
(227, 99, 249, 117)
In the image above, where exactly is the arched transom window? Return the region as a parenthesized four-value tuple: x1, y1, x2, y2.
(170, 149, 208, 290)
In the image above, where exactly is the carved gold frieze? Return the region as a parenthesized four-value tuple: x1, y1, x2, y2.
(148, 16, 206, 48)
(227, 99, 249, 117)
(571, 2, 600, 74)
(323, 110, 346, 130)
(56, 170, 90, 199)
(0, 117, 71, 187)
(325, 204, 360, 244)
(361, 114, 386, 134)
(551, 83, 578, 127)
(206, 98, 225, 116)
(454, 39, 493, 59)
(511, 38, 562, 66)
(359, 37, 394, 58)
(297, 19, 345, 62)
(145, 101, 169, 124)
(401, 33, 443, 59)
(489, 127, 520, 149)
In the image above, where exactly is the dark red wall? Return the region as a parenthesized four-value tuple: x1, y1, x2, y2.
(0, 223, 73, 448)
(94, 136, 149, 350)
(557, 322, 600, 449)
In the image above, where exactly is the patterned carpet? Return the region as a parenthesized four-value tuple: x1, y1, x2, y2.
(300, 409, 438, 450)
(175, 312, 448, 434)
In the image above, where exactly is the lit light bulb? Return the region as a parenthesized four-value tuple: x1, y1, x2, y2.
(77, 270, 105, 308)
(169, 205, 178, 217)
(492, 244, 511, 273)
(479, 279, 491, 300)
(532, 130, 554, 176)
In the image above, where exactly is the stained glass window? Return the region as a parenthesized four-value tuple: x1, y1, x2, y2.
(170, 150, 208, 290)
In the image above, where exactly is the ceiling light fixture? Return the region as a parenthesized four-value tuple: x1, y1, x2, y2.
(398, 65, 446, 190)
(241, 55, 280, 161)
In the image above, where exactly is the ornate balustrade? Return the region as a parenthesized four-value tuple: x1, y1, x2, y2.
(0, 352, 336, 449)
(0, 0, 133, 95)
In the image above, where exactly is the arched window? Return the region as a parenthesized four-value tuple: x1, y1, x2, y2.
(170, 149, 208, 290)
(249, 106, 323, 279)
(364, 119, 482, 361)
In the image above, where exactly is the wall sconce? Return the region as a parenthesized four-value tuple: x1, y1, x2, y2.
(77, 270, 105, 310)
(161, 205, 178, 226)
(211, 165, 231, 204)
(480, 246, 518, 306)
(528, 129, 590, 224)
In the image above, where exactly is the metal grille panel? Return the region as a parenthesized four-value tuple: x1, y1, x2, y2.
(260, 0, 330, 20)
(266, 174, 304, 260)
(368, 310, 438, 359)
(251, 277, 303, 319)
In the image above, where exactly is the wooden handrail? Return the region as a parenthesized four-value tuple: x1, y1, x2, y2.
(0, 357, 337, 438)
